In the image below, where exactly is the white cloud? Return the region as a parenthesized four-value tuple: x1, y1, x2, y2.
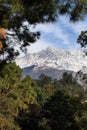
(59, 15, 87, 34)
(27, 15, 87, 53)
(34, 20, 70, 45)
(71, 22, 87, 34)
(52, 24, 70, 45)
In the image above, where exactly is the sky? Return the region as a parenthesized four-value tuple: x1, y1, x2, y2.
(27, 15, 87, 53)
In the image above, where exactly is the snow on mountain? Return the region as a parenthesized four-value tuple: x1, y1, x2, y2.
(16, 46, 87, 73)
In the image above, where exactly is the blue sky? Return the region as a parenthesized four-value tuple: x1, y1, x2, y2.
(28, 15, 87, 53)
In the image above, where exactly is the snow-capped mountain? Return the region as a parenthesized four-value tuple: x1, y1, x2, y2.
(16, 46, 87, 71)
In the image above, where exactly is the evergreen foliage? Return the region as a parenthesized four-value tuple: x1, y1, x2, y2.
(0, 63, 87, 130)
(42, 90, 82, 130)
(0, 0, 87, 60)
(77, 31, 87, 48)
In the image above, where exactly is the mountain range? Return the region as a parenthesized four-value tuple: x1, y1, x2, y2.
(16, 46, 87, 80)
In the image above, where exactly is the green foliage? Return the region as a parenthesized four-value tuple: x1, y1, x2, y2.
(80, 115, 87, 130)
(36, 74, 56, 105)
(42, 90, 83, 130)
(0, 0, 57, 60)
(38, 74, 52, 87)
(0, 0, 87, 28)
(52, 72, 84, 97)
(18, 104, 42, 130)
(77, 31, 87, 48)
(58, 0, 87, 22)
(0, 0, 87, 60)
(0, 0, 57, 28)
(0, 62, 22, 80)
(0, 62, 37, 130)
(62, 72, 75, 83)
(0, 63, 87, 130)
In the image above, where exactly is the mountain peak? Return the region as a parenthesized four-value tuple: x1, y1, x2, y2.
(16, 47, 87, 73)
(46, 46, 56, 51)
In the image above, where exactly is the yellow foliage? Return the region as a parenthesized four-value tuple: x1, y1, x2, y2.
(0, 41, 3, 50)
(0, 28, 6, 51)
(0, 28, 6, 39)
(0, 117, 12, 130)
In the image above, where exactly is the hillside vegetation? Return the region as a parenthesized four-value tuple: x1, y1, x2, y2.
(0, 62, 87, 130)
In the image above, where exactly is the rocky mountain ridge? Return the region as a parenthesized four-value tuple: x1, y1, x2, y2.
(16, 46, 87, 73)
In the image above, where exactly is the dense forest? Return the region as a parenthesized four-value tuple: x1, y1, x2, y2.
(0, 62, 87, 130)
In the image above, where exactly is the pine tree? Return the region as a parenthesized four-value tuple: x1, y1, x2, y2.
(0, 0, 87, 60)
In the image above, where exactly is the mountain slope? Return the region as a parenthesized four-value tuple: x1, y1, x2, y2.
(16, 46, 87, 72)
(22, 65, 75, 79)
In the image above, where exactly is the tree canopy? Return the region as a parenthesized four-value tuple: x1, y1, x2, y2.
(0, 62, 87, 130)
(0, 0, 87, 60)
